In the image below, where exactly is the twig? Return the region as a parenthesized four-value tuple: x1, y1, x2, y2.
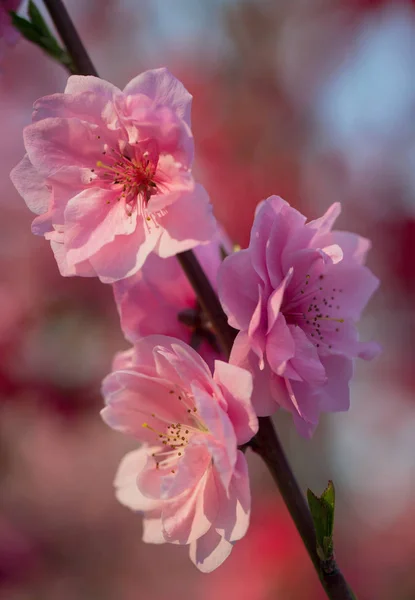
(42, 0, 98, 76)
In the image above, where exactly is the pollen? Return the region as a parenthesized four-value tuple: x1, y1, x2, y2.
(284, 269, 346, 352)
(93, 141, 163, 221)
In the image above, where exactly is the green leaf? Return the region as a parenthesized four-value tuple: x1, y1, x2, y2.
(10, 13, 43, 45)
(307, 480, 335, 561)
(28, 1, 51, 37)
(10, 8, 76, 74)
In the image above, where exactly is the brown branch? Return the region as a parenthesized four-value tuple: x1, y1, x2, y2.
(249, 418, 354, 600)
(42, 0, 98, 76)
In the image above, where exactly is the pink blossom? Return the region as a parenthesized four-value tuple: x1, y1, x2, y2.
(0, 1, 20, 50)
(101, 335, 257, 572)
(218, 196, 380, 437)
(112, 234, 229, 370)
(10, 68, 215, 283)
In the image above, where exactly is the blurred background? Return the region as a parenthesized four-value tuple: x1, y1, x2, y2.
(1, 0, 414, 598)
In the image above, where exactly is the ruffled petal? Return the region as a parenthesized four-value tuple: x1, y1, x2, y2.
(189, 527, 233, 573)
(161, 466, 218, 544)
(114, 447, 163, 512)
(218, 249, 261, 330)
(266, 314, 296, 376)
(10, 154, 49, 215)
(123, 67, 193, 126)
(155, 184, 215, 257)
(213, 361, 257, 445)
(213, 451, 251, 542)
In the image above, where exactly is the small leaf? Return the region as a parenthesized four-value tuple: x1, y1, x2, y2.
(10, 13, 43, 45)
(28, 1, 51, 37)
(10, 8, 76, 74)
(307, 480, 336, 561)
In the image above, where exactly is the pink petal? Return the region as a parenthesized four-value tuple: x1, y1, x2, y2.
(247, 285, 267, 368)
(138, 451, 176, 499)
(162, 467, 218, 544)
(218, 249, 261, 330)
(33, 90, 121, 130)
(155, 184, 216, 257)
(161, 442, 211, 500)
(291, 414, 318, 439)
(49, 239, 96, 277)
(249, 197, 285, 284)
(112, 348, 135, 371)
(64, 75, 121, 99)
(322, 263, 379, 320)
(24, 118, 102, 180)
(267, 268, 293, 333)
(114, 448, 164, 512)
(266, 200, 306, 287)
(10, 155, 49, 215)
(321, 244, 343, 265)
(112, 256, 191, 344)
(189, 528, 233, 573)
(142, 513, 165, 544)
(213, 451, 251, 542)
(285, 378, 321, 426)
(123, 68, 193, 126)
(154, 339, 213, 391)
(282, 247, 326, 296)
(358, 341, 381, 360)
(191, 383, 237, 487)
(230, 333, 283, 417)
(101, 371, 190, 439)
(213, 361, 257, 445)
(288, 325, 327, 386)
(331, 231, 371, 264)
(89, 223, 160, 283)
(289, 355, 353, 437)
(266, 314, 296, 376)
(307, 202, 341, 236)
(64, 188, 136, 264)
(316, 355, 353, 413)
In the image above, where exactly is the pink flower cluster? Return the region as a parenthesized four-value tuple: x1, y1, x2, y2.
(11, 67, 379, 571)
(101, 336, 257, 571)
(219, 196, 379, 436)
(11, 68, 215, 283)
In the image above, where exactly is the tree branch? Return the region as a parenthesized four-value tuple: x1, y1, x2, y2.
(42, 0, 98, 76)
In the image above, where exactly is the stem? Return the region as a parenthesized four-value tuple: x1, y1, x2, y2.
(40, 3, 356, 598)
(42, 0, 98, 76)
(250, 418, 354, 600)
(176, 251, 236, 356)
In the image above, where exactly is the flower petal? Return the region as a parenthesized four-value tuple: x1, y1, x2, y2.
(155, 184, 216, 257)
(213, 361, 257, 445)
(114, 447, 164, 512)
(10, 154, 49, 215)
(189, 528, 233, 573)
(123, 67, 193, 126)
(266, 314, 296, 376)
(213, 451, 251, 542)
(162, 466, 218, 544)
(218, 249, 261, 331)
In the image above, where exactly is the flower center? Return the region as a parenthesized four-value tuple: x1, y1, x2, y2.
(90, 138, 161, 220)
(142, 387, 208, 474)
(284, 272, 345, 351)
